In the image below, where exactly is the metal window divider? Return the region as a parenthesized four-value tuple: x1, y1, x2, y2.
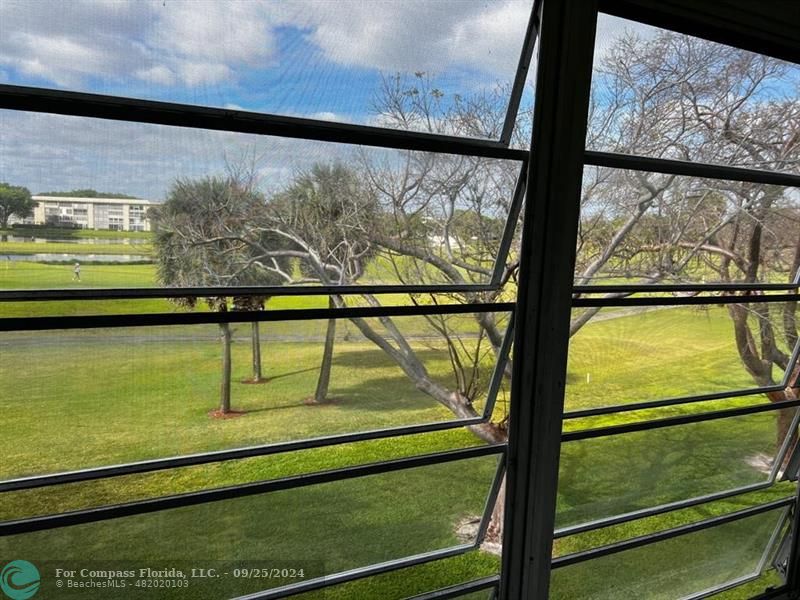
(0, 301, 514, 332)
(490, 162, 527, 288)
(0, 446, 508, 600)
(551, 497, 794, 570)
(555, 403, 800, 538)
(402, 576, 499, 600)
(0, 84, 527, 161)
(564, 293, 800, 419)
(583, 150, 800, 189)
(499, 0, 599, 597)
(0, 444, 505, 535)
(562, 399, 800, 442)
(499, 0, 542, 146)
(232, 451, 508, 600)
(0, 0, 544, 160)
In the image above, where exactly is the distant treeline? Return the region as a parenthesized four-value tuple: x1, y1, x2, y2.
(36, 189, 139, 199)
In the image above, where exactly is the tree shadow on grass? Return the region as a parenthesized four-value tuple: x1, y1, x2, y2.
(231, 347, 479, 417)
(236, 372, 438, 416)
(242, 401, 317, 414)
(331, 347, 446, 369)
(320, 372, 456, 416)
(239, 367, 318, 385)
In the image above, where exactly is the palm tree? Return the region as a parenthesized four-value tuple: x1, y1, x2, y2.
(150, 176, 284, 413)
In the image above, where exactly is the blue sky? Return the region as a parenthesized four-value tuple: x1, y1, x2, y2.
(0, 0, 540, 199)
(0, 0, 532, 119)
(0, 2, 642, 200)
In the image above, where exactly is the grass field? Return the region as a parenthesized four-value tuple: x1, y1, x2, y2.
(0, 241, 153, 255)
(0, 252, 795, 598)
(1, 227, 153, 240)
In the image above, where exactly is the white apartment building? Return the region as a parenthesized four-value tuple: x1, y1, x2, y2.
(16, 196, 156, 231)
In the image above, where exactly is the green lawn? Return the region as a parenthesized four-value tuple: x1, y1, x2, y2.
(0, 241, 153, 256)
(551, 499, 787, 599)
(0, 254, 794, 599)
(0, 227, 153, 240)
(0, 262, 427, 317)
(0, 329, 504, 481)
(565, 306, 791, 413)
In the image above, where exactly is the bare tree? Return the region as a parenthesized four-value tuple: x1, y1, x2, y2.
(585, 28, 800, 454)
(153, 42, 800, 543)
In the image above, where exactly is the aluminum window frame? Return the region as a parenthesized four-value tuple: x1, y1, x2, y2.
(0, 4, 545, 599)
(550, 497, 794, 600)
(556, 401, 800, 538)
(501, 1, 800, 598)
(4, 1, 800, 599)
(0, 444, 507, 600)
(0, 1, 540, 300)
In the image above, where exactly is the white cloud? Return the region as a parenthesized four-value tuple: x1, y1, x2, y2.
(0, 0, 153, 85)
(0, 110, 354, 199)
(446, 1, 532, 75)
(0, 4, 665, 198)
(135, 65, 175, 86)
(304, 111, 340, 122)
(147, 1, 275, 85)
(174, 61, 233, 86)
(155, 2, 269, 63)
(7, 34, 110, 86)
(0, 0, 277, 88)
(0, 0, 535, 92)
(302, 0, 530, 79)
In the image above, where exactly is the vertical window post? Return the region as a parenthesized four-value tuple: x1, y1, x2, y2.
(500, 0, 598, 598)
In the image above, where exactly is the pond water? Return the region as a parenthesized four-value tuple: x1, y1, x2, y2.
(2, 253, 151, 263)
(3, 235, 148, 245)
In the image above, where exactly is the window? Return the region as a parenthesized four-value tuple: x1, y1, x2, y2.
(2, 2, 799, 600)
(522, 8, 800, 600)
(0, 1, 536, 598)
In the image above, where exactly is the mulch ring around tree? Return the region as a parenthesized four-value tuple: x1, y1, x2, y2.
(302, 396, 342, 406)
(207, 409, 248, 419)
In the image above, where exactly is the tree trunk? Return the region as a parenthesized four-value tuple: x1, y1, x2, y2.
(777, 405, 795, 453)
(219, 322, 232, 413)
(314, 298, 337, 403)
(345, 307, 507, 443)
(769, 384, 800, 472)
(336, 299, 508, 540)
(251, 322, 263, 382)
(484, 474, 506, 549)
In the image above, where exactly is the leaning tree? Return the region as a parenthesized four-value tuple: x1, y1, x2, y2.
(256, 45, 800, 539)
